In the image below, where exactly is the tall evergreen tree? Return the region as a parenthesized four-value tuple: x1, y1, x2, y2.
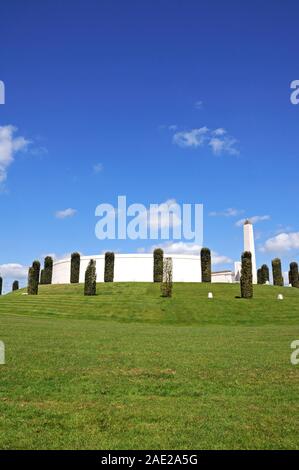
(201, 247, 211, 282)
(153, 248, 164, 283)
(289, 262, 299, 288)
(84, 259, 97, 296)
(12, 280, 19, 291)
(0, 276, 3, 295)
(240, 251, 253, 298)
(40, 269, 45, 285)
(43, 256, 53, 284)
(28, 260, 40, 295)
(104, 252, 115, 282)
(272, 258, 284, 286)
(70, 252, 80, 283)
(260, 264, 270, 284)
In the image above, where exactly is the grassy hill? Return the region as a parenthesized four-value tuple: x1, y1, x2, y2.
(0, 283, 298, 449)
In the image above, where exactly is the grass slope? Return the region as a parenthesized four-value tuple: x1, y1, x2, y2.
(0, 283, 298, 449)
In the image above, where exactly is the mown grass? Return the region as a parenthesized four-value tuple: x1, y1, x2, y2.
(0, 283, 298, 449)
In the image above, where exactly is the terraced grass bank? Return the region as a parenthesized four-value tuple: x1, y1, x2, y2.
(0, 283, 298, 449)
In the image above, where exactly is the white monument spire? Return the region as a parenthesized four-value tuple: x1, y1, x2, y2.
(243, 219, 257, 284)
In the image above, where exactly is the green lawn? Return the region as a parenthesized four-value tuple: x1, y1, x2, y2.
(0, 282, 298, 449)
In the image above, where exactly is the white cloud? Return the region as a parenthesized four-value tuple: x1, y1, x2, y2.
(209, 136, 239, 156)
(173, 127, 209, 148)
(260, 232, 299, 253)
(235, 215, 270, 227)
(209, 208, 244, 217)
(0, 125, 31, 183)
(211, 251, 233, 265)
(0, 263, 28, 278)
(149, 241, 232, 265)
(152, 241, 201, 254)
(194, 100, 203, 110)
(93, 162, 103, 173)
(212, 128, 226, 136)
(172, 126, 239, 155)
(55, 208, 77, 219)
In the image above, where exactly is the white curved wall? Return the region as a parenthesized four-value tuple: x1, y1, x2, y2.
(52, 253, 203, 284)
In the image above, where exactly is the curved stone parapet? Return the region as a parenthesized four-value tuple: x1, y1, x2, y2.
(52, 253, 203, 284)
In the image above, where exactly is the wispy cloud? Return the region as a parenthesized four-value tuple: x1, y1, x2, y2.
(0, 125, 31, 183)
(260, 232, 299, 253)
(55, 208, 77, 219)
(93, 162, 103, 174)
(209, 208, 244, 217)
(235, 215, 270, 227)
(172, 126, 239, 155)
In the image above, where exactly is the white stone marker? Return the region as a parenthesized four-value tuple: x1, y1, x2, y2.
(277, 294, 284, 300)
(243, 220, 257, 284)
(208, 292, 213, 299)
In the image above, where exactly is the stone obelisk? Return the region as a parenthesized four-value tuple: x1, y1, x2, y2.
(243, 220, 257, 284)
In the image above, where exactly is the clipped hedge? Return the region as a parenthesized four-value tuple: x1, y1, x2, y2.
(153, 248, 164, 283)
(84, 259, 97, 296)
(240, 251, 253, 299)
(12, 280, 19, 291)
(257, 268, 262, 284)
(0, 276, 2, 295)
(104, 252, 115, 282)
(272, 258, 284, 286)
(201, 247, 211, 283)
(70, 252, 80, 283)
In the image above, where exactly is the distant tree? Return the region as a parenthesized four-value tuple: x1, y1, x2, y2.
(201, 247, 211, 282)
(70, 252, 80, 283)
(12, 280, 19, 291)
(161, 257, 173, 298)
(153, 248, 164, 283)
(43, 256, 53, 284)
(240, 251, 253, 298)
(104, 252, 115, 282)
(260, 264, 270, 284)
(289, 262, 299, 288)
(0, 276, 2, 295)
(272, 258, 284, 286)
(84, 259, 97, 296)
(257, 268, 262, 284)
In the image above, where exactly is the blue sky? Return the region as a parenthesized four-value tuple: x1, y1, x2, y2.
(0, 0, 299, 291)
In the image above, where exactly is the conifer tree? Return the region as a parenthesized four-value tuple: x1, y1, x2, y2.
(70, 252, 80, 283)
(240, 251, 253, 298)
(272, 258, 284, 286)
(201, 247, 211, 282)
(84, 259, 97, 296)
(104, 252, 115, 282)
(153, 248, 163, 283)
